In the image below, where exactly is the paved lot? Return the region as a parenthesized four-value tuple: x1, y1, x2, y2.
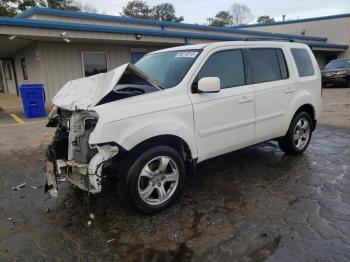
(0, 88, 349, 261)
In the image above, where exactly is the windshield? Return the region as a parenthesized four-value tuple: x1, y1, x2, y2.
(135, 50, 201, 89)
(325, 60, 350, 69)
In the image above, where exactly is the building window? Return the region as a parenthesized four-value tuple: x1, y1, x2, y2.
(20, 58, 28, 80)
(131, 50, 146, 64)
(82, 52, 108, 77)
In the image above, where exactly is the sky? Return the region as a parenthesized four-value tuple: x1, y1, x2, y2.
(79, 0, 350, 24)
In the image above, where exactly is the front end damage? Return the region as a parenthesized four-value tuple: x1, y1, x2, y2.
(44, 63, 161, 197)
(45, 108, 119, 197)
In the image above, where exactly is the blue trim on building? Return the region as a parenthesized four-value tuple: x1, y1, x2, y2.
(0, 17, 246, 41)
(16, 7, 327, 42)
(233, 13, 350, 28)
(1, 16, 347, 50)
(308, 42, 348, 49)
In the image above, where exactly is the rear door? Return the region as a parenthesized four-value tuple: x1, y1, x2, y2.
(189, 48, 255, 162)
(247, 48, 293, 143)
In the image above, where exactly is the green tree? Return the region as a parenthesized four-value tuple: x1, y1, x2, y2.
(46, 0, 80, 11)
(0, 0, 18, 17)
(152, 3, 183, 22)
(257, 15, 274, 23)
(17, 0, 46, 12)
(207, 11, 233, 27)
(120, 0, 153, 19)
(0, 0, 82, 17)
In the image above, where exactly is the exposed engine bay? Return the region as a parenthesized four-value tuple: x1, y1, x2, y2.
(44, 63, 160, 197)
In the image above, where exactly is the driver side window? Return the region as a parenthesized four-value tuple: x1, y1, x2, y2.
(197, 50, 246, 89)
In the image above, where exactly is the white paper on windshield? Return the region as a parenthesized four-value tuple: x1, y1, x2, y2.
(175, 52, 198, 58)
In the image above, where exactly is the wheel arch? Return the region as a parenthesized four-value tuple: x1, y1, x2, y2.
(128, 134, 194, 161)
(293, 104, 316, 130)
(281, 91, 318, 136)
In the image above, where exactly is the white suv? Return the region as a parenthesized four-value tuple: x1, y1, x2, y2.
(45, 41, 322, 213)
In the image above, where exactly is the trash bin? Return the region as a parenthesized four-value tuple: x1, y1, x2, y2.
(19, 84, 46, 118)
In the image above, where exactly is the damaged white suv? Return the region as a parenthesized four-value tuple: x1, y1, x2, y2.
(45, 41, 321, 213)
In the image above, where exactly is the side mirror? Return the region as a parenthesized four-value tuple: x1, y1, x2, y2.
(197, 77, 220, 93)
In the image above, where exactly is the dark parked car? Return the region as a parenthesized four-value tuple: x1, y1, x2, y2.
(321, 58, 350, 88)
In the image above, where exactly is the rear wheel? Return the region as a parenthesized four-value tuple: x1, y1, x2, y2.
(117, 145, 185, 213)
(278, 112, 313, 155)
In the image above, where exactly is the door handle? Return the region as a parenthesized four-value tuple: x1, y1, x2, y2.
(239, 96, 253, 103)
(285, 87, 296, 94)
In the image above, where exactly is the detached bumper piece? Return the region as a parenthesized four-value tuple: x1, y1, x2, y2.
(44, 145, 119, 197)
(44, 160, 58, 198)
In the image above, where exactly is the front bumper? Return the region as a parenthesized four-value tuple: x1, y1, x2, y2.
(45, 145, 119, 197)
(322, 75, 347, 86)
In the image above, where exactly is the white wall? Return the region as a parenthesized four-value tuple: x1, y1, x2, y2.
(14, 43, 48, 96)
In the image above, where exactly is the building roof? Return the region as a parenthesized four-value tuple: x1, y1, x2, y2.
(0, 16, 247, 42)
(233, 13, 350, 28)
(0, 8, 346, 52)
(16, 7, 327, 42)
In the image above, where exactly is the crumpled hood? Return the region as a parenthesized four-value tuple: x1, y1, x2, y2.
(52, 63, 129, 110)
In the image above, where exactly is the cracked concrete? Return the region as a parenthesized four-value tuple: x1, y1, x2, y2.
(0, 88, 349, 261)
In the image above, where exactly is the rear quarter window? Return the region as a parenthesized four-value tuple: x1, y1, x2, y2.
(291, 48, 315, 77)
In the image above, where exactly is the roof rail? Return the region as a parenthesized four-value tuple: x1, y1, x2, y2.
(243, 37, 293, 42)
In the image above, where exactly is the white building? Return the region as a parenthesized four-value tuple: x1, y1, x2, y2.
(0, 8, 347, 100)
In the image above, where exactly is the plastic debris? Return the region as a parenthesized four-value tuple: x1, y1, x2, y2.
(12, 183, 26, 191)
(89, 213, 95, 220)
(58, 178, 66, 182)
(107, 239, 115, 243)
(30, 186, 38, 190)
(87, 220, 92, 227)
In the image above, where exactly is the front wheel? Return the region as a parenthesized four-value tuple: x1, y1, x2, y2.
(278, 112, 313, 155)
(118, 145, 185, 213)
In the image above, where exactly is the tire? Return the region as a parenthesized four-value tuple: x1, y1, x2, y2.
(278, 111, 313, 155)
(117, 145, 185, 214)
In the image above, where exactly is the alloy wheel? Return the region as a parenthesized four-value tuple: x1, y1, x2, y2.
(293, 117, 311, 150)
(137, 156, 179, 206)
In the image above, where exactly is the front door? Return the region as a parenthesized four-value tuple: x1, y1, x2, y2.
(2, 60, 17, 95)
(189, 49, 255, 162)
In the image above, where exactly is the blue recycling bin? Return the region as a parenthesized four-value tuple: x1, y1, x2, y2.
(19, 84, 46, 118)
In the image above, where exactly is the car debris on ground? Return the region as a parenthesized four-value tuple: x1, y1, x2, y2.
(11, 183, 26, 191)
(107, 239, 116, 243)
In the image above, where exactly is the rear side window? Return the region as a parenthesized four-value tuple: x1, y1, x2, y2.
(198, 50, 245, 89)
(291, 48, 315, 77)
(249, 49, 288, 84)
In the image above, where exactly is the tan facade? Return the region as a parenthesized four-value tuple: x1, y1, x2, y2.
(8, 42, 165, 99)
(242, 16, 350, 66)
